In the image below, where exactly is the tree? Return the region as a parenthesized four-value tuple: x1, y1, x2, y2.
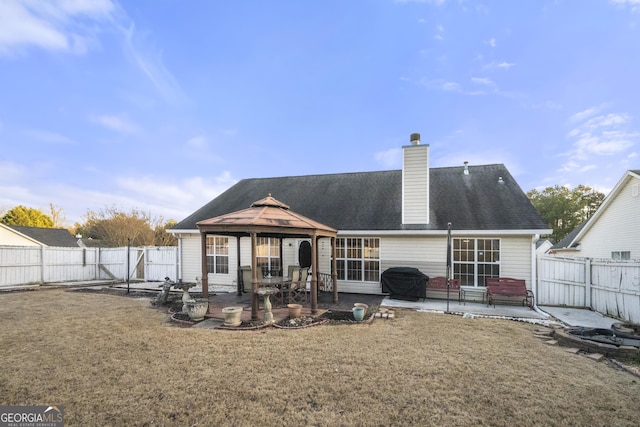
(1, 205, 54, 228)
(82, 207, 155, 247)
(49, 203, 67, 228)
(527, 185, 605, 242)
(154, 218, 178, 246)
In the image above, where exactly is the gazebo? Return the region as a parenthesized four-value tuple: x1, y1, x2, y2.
(196, 194, 338, 320)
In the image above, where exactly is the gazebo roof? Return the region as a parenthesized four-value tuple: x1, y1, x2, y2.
(196, 194, 337, 237)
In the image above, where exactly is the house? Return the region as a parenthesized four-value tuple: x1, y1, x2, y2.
(0, 224, 80, 247)
(549, 170, 640, 260)
(169, 133, 551, 296)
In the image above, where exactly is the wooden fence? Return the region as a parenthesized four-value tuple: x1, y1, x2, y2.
(538, 255, 640, 322)
(0, 246, 179, 287)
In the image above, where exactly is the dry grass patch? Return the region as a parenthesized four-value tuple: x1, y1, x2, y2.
(1, 289, 639, 426)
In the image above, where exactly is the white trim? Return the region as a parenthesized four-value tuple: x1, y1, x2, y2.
(168, 229, 199, 235)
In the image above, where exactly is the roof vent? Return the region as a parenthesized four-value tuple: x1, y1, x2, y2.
(463, 161, 469, 175)
(410, 133, 420, 145)
(498, 176, 504, 184)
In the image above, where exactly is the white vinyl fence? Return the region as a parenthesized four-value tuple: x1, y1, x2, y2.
(0, 246, 179, 287)
(538, 255, 640, 323)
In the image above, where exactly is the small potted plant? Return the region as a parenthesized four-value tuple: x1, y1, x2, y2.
(352, 306, 365, 321)
(287, 303, 302, 318)
(222, 306, 243, 326)
(185, 298, 209, 321)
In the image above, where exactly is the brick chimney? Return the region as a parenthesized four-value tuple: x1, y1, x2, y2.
(402, 133, 430, 225)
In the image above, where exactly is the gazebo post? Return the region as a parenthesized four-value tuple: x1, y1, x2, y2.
(251, 232, 259, 321)
(331, 236, 338, 303)
(236, 236, 242, 296)
(200, 231, 208, 298)
(311, 233, 318, 314)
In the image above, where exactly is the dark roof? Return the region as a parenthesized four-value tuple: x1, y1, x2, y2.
(173, 164, 550, 232)
(7, 225, 79, 247)
(550, 221, 587, 250)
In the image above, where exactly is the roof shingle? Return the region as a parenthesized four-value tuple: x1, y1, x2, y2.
(172, 164, 549, 232)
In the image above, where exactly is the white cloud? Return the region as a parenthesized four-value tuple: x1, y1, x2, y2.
(483, 61, 516, 71)
(434, 24, 444, 41)
(0, 0, 115, 55)
(91, 114, 139, 133)
(120, 24, 188, 105)
(561, 108, 638, 173)
(609, 0, 640, 12)
(187, 136, 206, 148)
(568, 106, 601, 123)
(471, 77, 494, 86)
(113, 172, 237, 220)
(442, 81, 461, 91)
(497, 61, 516, 69)
(487, 38, 496, 47)
(374, 148, 402, 168)
(0, 161, 237, 224)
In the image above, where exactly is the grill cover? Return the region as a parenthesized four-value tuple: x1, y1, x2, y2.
(381, 267, 429, 301)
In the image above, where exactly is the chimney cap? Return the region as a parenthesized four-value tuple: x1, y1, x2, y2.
(410, 133, 420, 145)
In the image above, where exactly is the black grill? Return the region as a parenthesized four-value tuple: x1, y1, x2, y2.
(381, 267, 429, 301)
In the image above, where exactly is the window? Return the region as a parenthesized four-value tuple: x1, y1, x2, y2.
(453, 238, 500, 287)
(256, 237, 281, 276)
(612, 251, 631, 260)
(206, 236, 229, 274)
(336, 238, 380, 282)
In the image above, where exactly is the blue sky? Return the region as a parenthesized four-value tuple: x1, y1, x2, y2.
(1, 0, 639, 226)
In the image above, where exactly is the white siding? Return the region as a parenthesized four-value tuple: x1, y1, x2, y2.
(500, 236, 533, 287)
(402, 144, 429, 224)
(337, 234, 534, 294)
(179, 234, 204, 283)
(577, 176, 640, 259)
(0, 227, 40, 246)
(180, 233, 239, 285)
(177, 232, 535, 294)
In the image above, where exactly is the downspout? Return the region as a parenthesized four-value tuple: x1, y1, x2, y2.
(531, 234, 549, 318)
(177, 236, 182, 282)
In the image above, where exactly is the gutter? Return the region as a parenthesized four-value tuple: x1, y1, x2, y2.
(531, 234, 550, 318)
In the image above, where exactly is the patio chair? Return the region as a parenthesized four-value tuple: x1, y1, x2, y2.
(241, 266, 253, 293)
(288, 267, 308, 304)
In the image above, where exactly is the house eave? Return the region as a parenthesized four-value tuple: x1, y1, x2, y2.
(171, 227, 552, 237)
(338, 229, 553, 236)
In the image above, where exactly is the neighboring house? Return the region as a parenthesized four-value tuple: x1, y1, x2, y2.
(170, 134, 551, 295)
(0, 223, 80, 247)
(536, 239, 554, 256)
(549, 170, 640, 260)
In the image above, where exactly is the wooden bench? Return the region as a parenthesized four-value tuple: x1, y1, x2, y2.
(485, 278, 534, 309)
(426, 276, 461, 302)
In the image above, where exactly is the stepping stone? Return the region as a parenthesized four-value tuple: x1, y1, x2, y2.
(586, 353, 605, 362)
(545, 340, 558, 345)
(564, 348, 580, 354)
